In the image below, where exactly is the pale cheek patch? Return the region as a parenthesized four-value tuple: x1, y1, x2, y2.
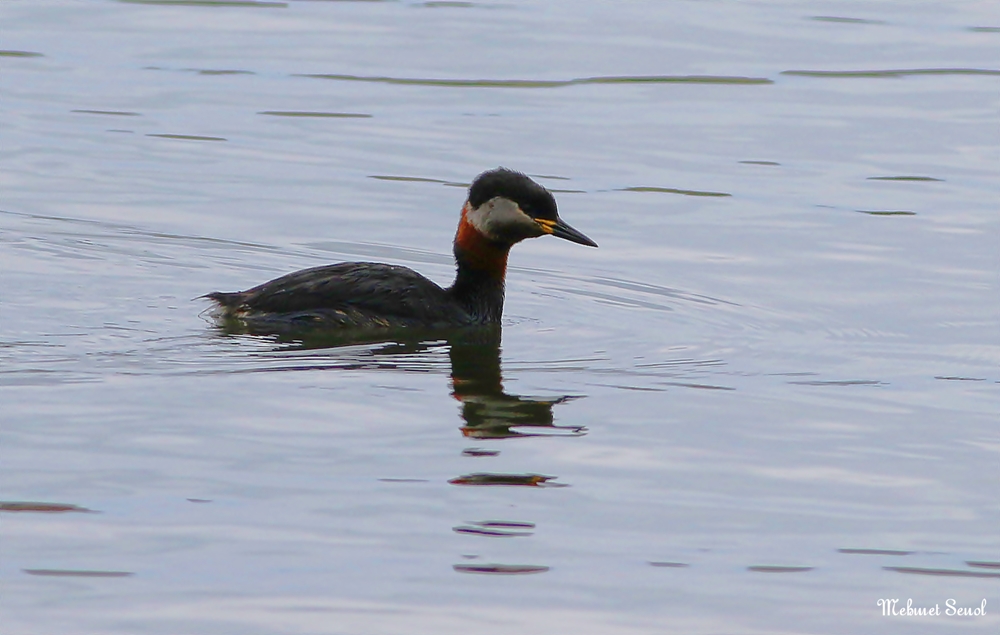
(465, 197, 539, 239)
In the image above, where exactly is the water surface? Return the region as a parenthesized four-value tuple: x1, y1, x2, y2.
(2, 1, 998, 633)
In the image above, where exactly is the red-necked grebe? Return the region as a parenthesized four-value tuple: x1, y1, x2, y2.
(207, 168, 596, 331)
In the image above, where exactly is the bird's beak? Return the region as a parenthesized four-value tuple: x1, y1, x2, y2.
(535, 217, 598, 248)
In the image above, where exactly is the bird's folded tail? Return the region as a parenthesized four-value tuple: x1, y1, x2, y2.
(203, 291, 245, 308)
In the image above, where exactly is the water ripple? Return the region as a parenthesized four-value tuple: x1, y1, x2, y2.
(297, 73, 774, 87)
(118, 0, 286, 7)
(782, 67, 1000, 78)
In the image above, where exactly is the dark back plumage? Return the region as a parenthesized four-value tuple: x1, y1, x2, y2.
(208, 262, 470, 330)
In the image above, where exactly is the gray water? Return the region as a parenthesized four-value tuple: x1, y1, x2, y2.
(2, 1, 998, 633)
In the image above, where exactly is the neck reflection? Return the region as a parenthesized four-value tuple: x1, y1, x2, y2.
(447, 328, 585, 439)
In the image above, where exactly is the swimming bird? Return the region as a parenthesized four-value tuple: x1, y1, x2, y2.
(207, 168, 596, 332)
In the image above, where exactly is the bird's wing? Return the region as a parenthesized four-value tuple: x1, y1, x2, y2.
(223, 262, 468, 323)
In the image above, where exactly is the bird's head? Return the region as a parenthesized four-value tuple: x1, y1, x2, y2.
(461, 168, 598, 248)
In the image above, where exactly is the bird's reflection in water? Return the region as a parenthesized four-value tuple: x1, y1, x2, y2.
(446, 328, 586, 439)
(216, 322, 579, 573)
(216, 322, 586, 440)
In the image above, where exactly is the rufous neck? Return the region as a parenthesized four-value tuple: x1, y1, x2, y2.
(448, 204, 510, 323)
